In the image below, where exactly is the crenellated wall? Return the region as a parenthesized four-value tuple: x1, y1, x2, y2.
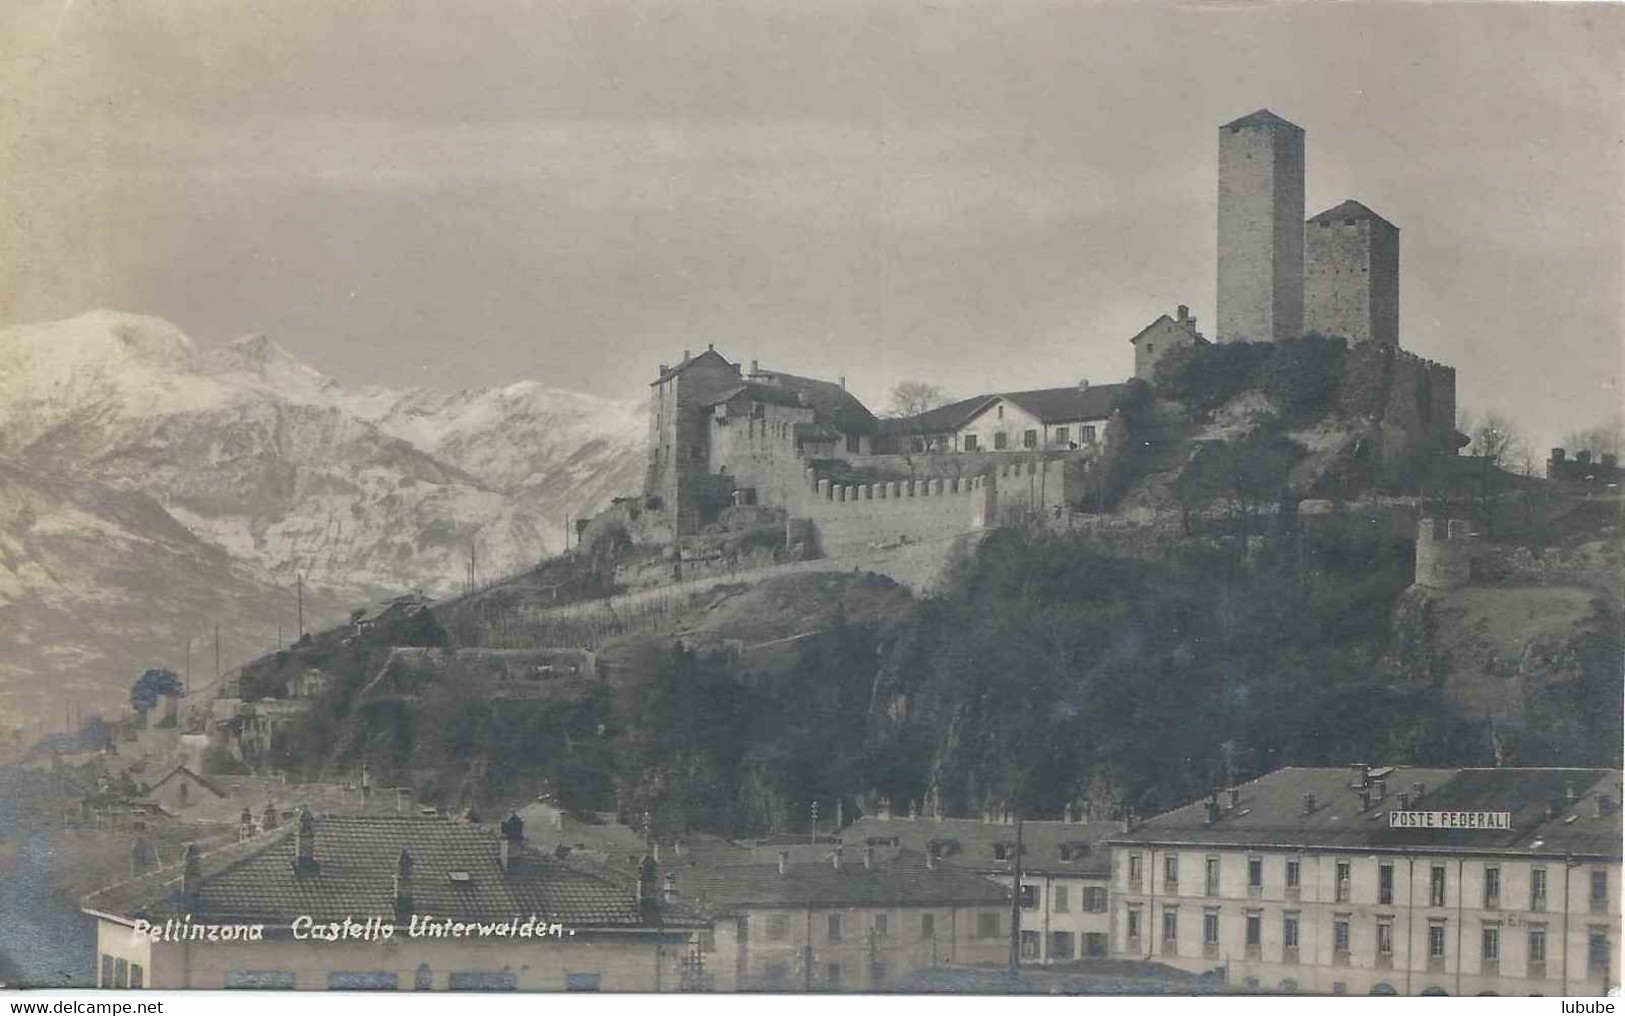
(790, 468, 995, 559)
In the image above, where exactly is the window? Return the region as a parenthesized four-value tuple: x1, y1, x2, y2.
(1018, 884, 1038, 909)
(1051, 931, 1075, 960)
(1429, 924, 1447, 959)
(225, 971, 297, 990)
(921, 914, 935, 939)
(874, 913, 888, 938)
(1084, 886, 1108, 912)
(1592, 869, 1609, 911)
(825, 964, 842, 987)
(1283, 914, 1300, 952)
(1165, 854, 1179, 890)
(1203, 912, 1220, 949)
(1085, 932, 1108, 958)
(1053, 885, 1069, 912)
(1145, 343, 1155, 357)
(997, 405, 1004, 420)
(1334, 918, 1350, 954)
(1248, 857, 1263, 892)
(963, 434, 978, 451)
(1430, 865, 1447, 907)
(767, 913, 790, 941)
(977, 912, 1000, 939)
(1285, 859, 1300, 892)
(114, 959, 128, 988)
(1529, 927, 1547, 966)
(1020, 931, 1041, 960)
(1335, 860, 1352, 902)
(1377, 921, 1394, 956)
(845, 433, 860, 454)
(1127, 853, 1143, 886)
(1081, 425, 1096, 443)
(1163, 909, 1179, 943)
(827, 913, 843, 942)
(994, 432, 1008, 450)
(1127, 908, 1141, 942)
(129, 964, 143, 989)
(1245, 913, 1261, 947)
(1056, 426, 1069, 445)
(449, 971, 518, 991)
(100, 955, 113, 988)
(1531, 867, 1548, 911)
(328, 972, 399, 991)
(1482, 926, 1500, 964)
(1205, 857, 1220, 895)
(1379, 863, 1394, 905)
(1482, 865, 1502, 909)
(1589, 930, 1611, 977)
(1023, 429, 1038, 449)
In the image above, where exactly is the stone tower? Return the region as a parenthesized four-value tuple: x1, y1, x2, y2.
(1217, 109, 1305, 344)
(1305, 200, 1399, 346)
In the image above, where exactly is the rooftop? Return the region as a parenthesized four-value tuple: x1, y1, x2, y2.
(841, 813, 1118, 877)
(83, 814, 707, 930)
(1221, 109, 1304, 133)
(749, 367, 880, 435)
(1309, 199, 1398, 230)
(1110, 766, 1622, 859)
(681, 848, 1011, 913)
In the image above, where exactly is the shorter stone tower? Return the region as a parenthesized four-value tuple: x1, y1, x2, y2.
(1413, 517, 1472, 590)
(1305, 200, 1399, 346)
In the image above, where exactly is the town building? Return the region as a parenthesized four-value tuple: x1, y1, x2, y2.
(1217, 109, 1306, 344)
(840, 799, 1119, 965)
(1130, 305, 1209, 383)
(1107, 765, 1622, 996)
(82, 812, 707, 991)
(677, 846, 1013, 992)
(1305, 200, 1400, 347)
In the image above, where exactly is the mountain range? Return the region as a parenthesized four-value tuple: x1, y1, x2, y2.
(0, 311, 645, 744)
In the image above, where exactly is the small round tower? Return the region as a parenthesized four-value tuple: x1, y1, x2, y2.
(1414, 517, 1472, 589)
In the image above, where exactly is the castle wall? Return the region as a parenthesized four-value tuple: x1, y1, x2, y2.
(706, 397, 815, 510)
(1217, 119, 1305, 343)
(1336, 343, 1458, 456)
(790, 471, 994, 559)
(646, 355, 746, 535)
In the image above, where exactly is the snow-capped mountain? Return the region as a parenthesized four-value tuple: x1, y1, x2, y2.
(0, 312, 646, 740)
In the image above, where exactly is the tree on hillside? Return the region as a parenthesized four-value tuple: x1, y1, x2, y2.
(129, 668, 183, 716)
(1461, 409, 1530, 533)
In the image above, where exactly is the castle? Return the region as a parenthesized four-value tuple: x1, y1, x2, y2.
(636, 110, 1459, 550)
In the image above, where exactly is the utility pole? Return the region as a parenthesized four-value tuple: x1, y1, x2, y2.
(1008, 813, 1025, 977)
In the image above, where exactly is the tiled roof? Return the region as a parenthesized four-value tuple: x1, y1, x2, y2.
(681, 849, 1010, 912)
(876, 395, 998, 437)
(982, 384, 1128, 426)
(84, 815, 707, 930)
(651, 348, 737, 386)
(750, 369, 879, 435)
(1110, 766, 1623, 859)
(1221, 109, 1303, 132)
(1308, 199, 1397, 230)
(840, 816, 1117, 878)
(701, 381, 807, 411)
(1129, 314, 1208, 347)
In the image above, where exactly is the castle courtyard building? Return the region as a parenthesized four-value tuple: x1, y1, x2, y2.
(1108, 766, 1621, 996)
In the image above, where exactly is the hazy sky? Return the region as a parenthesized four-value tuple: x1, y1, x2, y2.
(3, 1, 1621, 452)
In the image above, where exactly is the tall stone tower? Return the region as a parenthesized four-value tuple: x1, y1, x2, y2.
(1217, 109, 1305, 344)
(1304, 199, 1399, 346)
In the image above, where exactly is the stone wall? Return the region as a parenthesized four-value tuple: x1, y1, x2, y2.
(1304, 214, 1399, 347)
(790, 469, 994, 559)
(1414, 517, 1472, 589)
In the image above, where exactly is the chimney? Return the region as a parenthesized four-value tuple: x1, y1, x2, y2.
(778, 850, 789, 875)
(636, 855, 657, 909)
(707, 342, 715, 352)
(925, 847, 939, 871)
(1372, 778, 1387, 801)
(501, 811, 524, 847)
(395, 787, 409, 815)
(1302, 793, 1317, 815)
(1577, 450, 1593, 466)
(1177, 304, 1189, 323)
(239, 807, 254, 841)
(1551, 447, 1567, 463)
(295, 808, 315, 871)
(658, 363, 669, 376)
(499, 838, 511, 873)
(394, 848, 414, 921)
(1411, 781, 1426, 801)
(181, 843, 202, 902)
(863, 846, 875, 870)
(1398, 792, 1411, 810)
(878, 796, 892, 821)
(750, 359, 759, 375)
(1350, 764, 1369, 789)
(360, 764, 371, 801)
(1226, 788, 1240, 810)
(662, 872, 677, 904)
(682, 349, 692, 361)
(832, 846, 844, 871)
(1358, 790, 1372, 811)
(261, 802, 279, 831)
(1203, 795, 1221, 825)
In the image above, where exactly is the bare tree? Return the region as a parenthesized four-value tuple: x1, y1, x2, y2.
(886, 381, 950, 475)
(1460, 409, 1528, 533)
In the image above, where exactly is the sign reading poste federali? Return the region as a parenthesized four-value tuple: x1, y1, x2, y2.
(1389, 810, 1512, 830)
